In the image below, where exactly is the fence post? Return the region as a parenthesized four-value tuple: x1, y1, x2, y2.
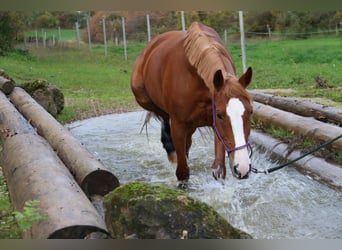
(35, 30, 38, 48)
(224, 29, 227, 44)
(86, 15, 92, 50)
(267, 24, 271, 39)
(75, 21, 81, 49)
(58, 26, 61, 44)
(181, 11, 186, 31)
(336, 23, 339, 36)
(102, 18, 107, 56)
(239, 11, 247, 73)
(122, 16, 127, 60)
(41, 29, 46, 48)
(146, 14, 151, 42)
(43, 31, 47, 48)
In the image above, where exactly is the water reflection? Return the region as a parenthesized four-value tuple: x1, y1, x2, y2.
(66, 111, 342, 239)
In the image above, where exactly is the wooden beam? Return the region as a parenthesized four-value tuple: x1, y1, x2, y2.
(0, 91, 108, 238)
(0, 76, 15, 95)
(252, 101, 342, 152)
(249, 90, 342, 126)
(9, 87, 120, 197)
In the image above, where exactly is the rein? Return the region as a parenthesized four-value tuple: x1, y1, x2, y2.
(251, 134, 342, 175)
(211, 96, 251, 155)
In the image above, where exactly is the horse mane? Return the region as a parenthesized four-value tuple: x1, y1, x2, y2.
(184, 22, 234, 93)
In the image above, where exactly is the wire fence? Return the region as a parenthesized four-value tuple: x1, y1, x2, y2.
(19, 13, 342, 60)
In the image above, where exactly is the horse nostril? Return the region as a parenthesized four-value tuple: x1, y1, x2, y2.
(233, 164, 242, 179)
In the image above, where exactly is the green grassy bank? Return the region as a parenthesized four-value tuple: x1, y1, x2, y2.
(1, 36, 341, 124)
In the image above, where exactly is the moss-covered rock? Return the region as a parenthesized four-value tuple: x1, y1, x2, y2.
(104, 182, 251, 239)
(0, 69, 15, 83)
(20, 79, 64, 118)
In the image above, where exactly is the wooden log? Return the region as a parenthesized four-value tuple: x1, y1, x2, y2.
(252, 102, 342, 152)
(0, 76, 15, 95)
(249, 90, 342, 126)
(250, 131, 342, 191)
(0, 91, 108, 238)
(9, 87, 119, 197)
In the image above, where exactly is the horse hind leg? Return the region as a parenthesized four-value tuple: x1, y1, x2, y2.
(161, 119, 177, 163)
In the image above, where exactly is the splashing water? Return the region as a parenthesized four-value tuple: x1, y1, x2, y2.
(66, 111, 342, 239)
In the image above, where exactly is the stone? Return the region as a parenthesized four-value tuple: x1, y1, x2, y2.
(103, 182, 251, 239)
(20, 79, 64, 117)
(0, 69, 15, 83)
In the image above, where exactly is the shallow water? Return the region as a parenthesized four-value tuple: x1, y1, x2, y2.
(66, 111, 342, 239)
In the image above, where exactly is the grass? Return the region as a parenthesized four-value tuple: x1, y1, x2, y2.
(1, 35, 342, 238)
(1, 42, 146, 123)
(25, 29, 79, 41)
(236, 37, 342, 102)
(0, 174, 21, 238)
(2, 36, 341, 124)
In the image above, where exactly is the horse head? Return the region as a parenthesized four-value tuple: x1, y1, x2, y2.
(212, 67, 253, 179)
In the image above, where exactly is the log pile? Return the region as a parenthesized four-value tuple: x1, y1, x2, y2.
(9, 87, 119, 197)
(249, 90, 342, 126)
(0, 76, 15, 95)
(252, 102, 342, 153)
(0, 91, 109, 238)
(249, 90, 342, 155)
(0, 72, 120, 238)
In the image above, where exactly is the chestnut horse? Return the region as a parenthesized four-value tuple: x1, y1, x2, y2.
(131, 22, 253, 183)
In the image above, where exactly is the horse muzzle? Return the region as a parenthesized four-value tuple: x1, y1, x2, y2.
(231, 163, 252, 179)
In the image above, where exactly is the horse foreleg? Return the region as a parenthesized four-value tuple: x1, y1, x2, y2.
(170, 120, 190, 182)
(212, 135, 227, 180)
(185, 128, 195, 158)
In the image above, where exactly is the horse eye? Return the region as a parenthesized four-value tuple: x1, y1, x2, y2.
(217, 113, 224, 120)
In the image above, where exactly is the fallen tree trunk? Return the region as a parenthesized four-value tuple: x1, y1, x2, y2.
(252, 102, 342, 153)
(0, 76, 15, 95)
(250, 131, 342, 191)
(9, 87, 119, 197)
(0, 91, 108, 238)
(249, 90, 342, 126)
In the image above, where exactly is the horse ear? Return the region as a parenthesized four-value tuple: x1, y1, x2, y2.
(213, 70, 224, 91)
(238, 67, 252, 88)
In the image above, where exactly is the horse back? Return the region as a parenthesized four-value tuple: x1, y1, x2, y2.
(131, 30, 210, 122)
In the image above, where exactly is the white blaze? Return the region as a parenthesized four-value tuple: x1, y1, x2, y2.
(226, 98, 250, 177)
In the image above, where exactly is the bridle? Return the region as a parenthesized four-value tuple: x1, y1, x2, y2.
(212, 99, 342, 177)
(212, 95, 253, 161)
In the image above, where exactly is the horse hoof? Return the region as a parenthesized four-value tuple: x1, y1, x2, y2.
(177, 181, 188, 190)
(212, 167, 226, 181)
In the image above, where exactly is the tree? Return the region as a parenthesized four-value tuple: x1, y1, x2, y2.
(245, 11, 279, 33)
(0, 11, 33, 52)
(36, 11, 59, 28)
(82, 11, 123, 43)
(0, 12, 16, 53)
